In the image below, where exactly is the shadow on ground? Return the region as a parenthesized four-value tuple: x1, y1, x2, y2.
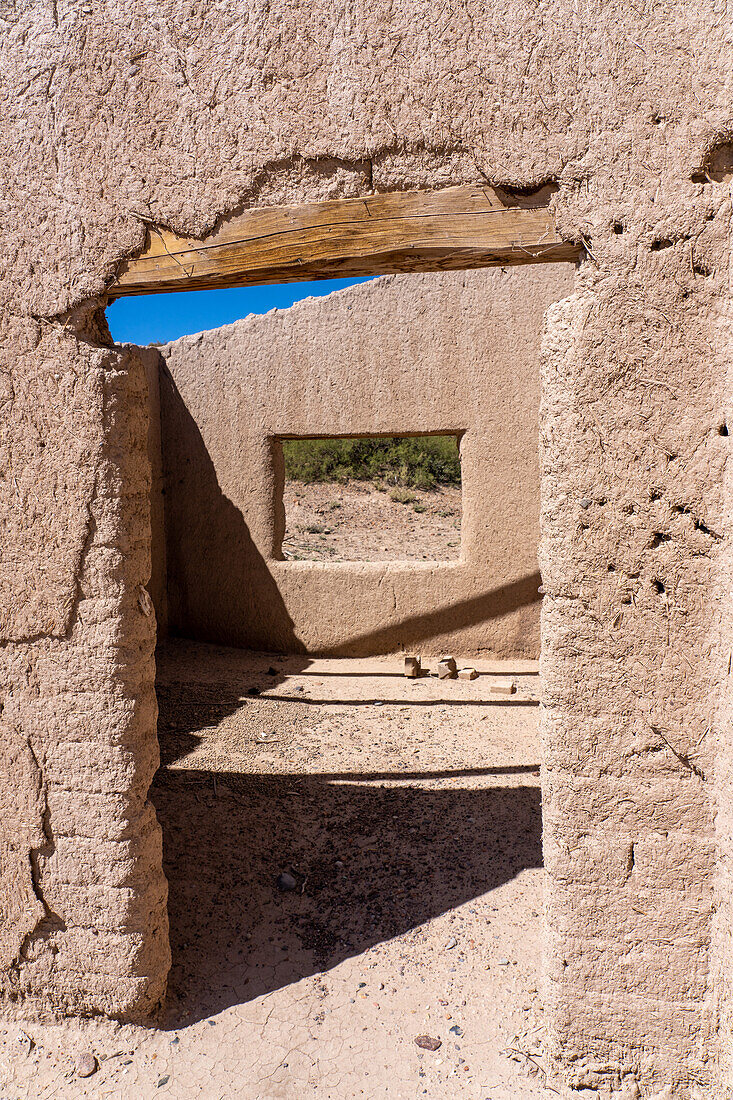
(152, 744, 541, 1025)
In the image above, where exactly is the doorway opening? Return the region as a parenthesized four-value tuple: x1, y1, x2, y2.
(104, 181, 578, 1091)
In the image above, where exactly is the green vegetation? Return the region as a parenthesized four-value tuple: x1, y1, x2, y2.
(389, 488, 418, 504)
(282, 435, 461, 489)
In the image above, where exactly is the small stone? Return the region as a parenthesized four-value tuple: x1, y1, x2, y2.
(489, 680, 517, 696)
(449, 1024, 463, 1036)
(76, 1053, 98, 1078)
(437, 657, 457, 680)
(579, 498, 592, 509)
(415, 1035, 442, 1051)
(458, 667, 478, 680)
(498, 958, 510, 966)
(276, 871, 297, 891)
(404, 655, 422, 678)
(445, 937, 457, 950)
(267, 667, 278, 676)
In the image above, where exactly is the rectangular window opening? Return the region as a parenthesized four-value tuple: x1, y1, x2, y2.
(277, 434, 462, 563)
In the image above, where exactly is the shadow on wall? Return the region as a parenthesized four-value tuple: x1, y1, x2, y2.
(159, 362, 303, 652)
(337, 572, 542, 656)
(159, 366, 542, 655)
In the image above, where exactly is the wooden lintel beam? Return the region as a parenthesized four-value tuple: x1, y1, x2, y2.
(111, 185, 579, 297)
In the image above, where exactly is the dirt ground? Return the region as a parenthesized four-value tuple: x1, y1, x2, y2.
(282, 482, 462, 561)
(0, 641, 559, 1099)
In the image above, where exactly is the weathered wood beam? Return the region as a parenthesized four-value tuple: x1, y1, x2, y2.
(111, 185, 579, 297)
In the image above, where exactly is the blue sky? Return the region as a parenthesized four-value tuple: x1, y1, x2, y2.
(106, 278, 374, 344)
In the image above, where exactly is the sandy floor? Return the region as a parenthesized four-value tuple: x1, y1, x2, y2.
(0, 642, 558, 1099)
(282, 482, 462, 562)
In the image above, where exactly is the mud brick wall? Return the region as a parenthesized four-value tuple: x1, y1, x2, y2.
(157, 267, 572, 658)
(0, 315, 168, 1019)
(540, 196, 732, 1095)
(1, 2, 731, 1095)
(712, 284, 733, 1092)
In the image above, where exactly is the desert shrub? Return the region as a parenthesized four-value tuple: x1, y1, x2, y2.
(282, 435, 461, 488)
(389, 488, 417, 504)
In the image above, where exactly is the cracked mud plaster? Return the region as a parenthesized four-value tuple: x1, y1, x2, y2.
(157, 266, 573, 658)
(0, 1, 728, 317)
(1, 1, 733, 1097)
(0, 324, 168, 1020)
(538, 211, 732, 1096)
(0, 725, 47, 970)
(0, 316, 104, 643)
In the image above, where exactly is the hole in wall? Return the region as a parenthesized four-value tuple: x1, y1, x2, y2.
(492, 180, 559, 208)
(691, 140, 733, 185)
(276, 434, 463, 562)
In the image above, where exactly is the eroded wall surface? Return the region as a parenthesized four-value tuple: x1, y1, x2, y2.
(540, 264, 731, 1094)
(2, 2, 732, 1095)
(158, 267, 572, 657)
(0, 317, 168, 1019)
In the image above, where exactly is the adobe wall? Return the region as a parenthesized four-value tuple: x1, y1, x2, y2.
(540, 263, 731, 1094)
(2, 3, 731, 1096)
(0, 315, 168, 1019)
(711, 292, 733, 1089)
(157, 267, 572, 657)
